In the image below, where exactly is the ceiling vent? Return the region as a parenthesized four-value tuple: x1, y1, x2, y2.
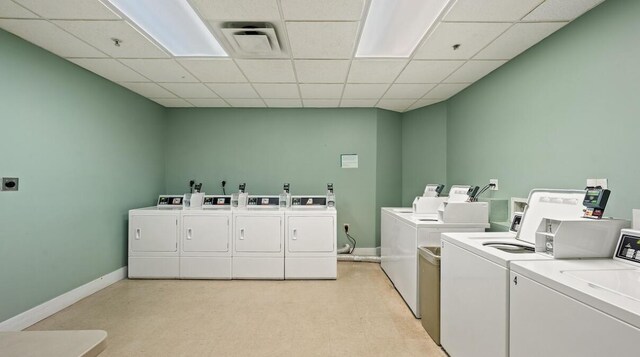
(220, 22, 285, 58)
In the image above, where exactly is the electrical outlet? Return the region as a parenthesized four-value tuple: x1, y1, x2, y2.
(587, 178, 608, 189)
(2, 177, 19, 191)
(489, 179, 499, 191)
(343, 224, 350, 233)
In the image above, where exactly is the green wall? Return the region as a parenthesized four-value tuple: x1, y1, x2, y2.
(446, 0, 640, 219)
(0, 30, 166, 322)
(164, 107, 401, 248)
(375, 110, 403, 245)
(401, 103, 447, 206)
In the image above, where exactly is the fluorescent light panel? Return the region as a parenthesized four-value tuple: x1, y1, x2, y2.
(356, 0, 451, 57)
(103, 0, 226, 57)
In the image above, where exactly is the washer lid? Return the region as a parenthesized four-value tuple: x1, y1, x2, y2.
(516, 189, 586, 244)
(562, 269, 640, 302)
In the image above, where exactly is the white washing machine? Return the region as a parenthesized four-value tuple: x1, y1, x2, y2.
(232, 195, 284, 279)
(180, 195, 232, 279)
(128, 195, 184, 278)
(440, 189, 588, 357)
(381, 207, 489, 317)
(284, 196, 336, 279)
(509, 229, 640, 357)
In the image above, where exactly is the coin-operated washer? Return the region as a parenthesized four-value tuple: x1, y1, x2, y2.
(285, 184, 337, 280)
(232, 193, 285, 279)
(180, 195, 233, 279)
(128, 195, 184, 278)
(440, 189, 629, 357)
(509, 228, 640, 357)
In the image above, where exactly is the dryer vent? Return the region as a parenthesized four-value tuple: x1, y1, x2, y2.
(220, 22, 284, 58)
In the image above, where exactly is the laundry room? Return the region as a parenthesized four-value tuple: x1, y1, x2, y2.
(1, 0, 639, 356)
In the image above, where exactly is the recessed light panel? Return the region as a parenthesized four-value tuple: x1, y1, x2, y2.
(356, 0, 451, 57)
(103, 0, 226, 57)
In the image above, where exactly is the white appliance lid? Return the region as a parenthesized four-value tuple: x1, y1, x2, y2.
(563, 269, 640, 302)
(516, 189, 586, 244)
(448, 185, 471, 202)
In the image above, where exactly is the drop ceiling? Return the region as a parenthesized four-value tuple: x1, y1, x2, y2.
(0, 0, 604, 112)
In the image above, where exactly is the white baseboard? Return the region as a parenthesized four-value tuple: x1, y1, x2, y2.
(351, 247, 381, 256)
(0, 266, 127, 331)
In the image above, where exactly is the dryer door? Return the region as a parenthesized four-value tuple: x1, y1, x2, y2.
(183, 215, 230, 252)
(130, 215, 178, 252)
(235, 216, 282, 252)
(288, 216, 334, 253)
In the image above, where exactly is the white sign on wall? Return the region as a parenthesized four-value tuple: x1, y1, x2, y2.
(341, 154, 358, 169)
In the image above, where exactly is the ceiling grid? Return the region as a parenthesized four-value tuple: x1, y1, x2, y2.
(0, 0, 605, 111)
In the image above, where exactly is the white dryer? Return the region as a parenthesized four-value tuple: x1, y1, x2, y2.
(232, 195, 284, 279)
(285, 196, 337, 279)
(509, 229, 640, 357)
(180, 195, 232, 279)
(128, 195, 184, 278)
(440, 189, 587, 357)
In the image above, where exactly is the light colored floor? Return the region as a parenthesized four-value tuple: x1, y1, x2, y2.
(28, 262, 445, 356)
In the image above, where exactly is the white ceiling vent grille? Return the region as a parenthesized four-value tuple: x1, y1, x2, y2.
(220, 22, 285, 58)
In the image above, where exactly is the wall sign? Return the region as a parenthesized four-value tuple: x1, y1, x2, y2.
(341, 154, 358, 169)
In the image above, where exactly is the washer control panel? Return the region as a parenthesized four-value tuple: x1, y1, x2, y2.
(291, 196, 327, 207)
(157, 195, 184, 207)
(616, 232, 640, 265)
(247, 196, 279, 207)
(203, 195, 231, 207)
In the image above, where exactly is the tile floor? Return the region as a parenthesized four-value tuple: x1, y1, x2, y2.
(28, 262, 445, 356)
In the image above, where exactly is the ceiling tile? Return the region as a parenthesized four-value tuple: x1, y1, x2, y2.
(264, 98, 303, 107)
(396, 61, 464, 84)
(190, 0, 280, 21)
(226, 99, 266, 107)
(0, 0, 38, 18)
(160, 83, 218, 99)
(13, 0, 119, 20)
(377, 99, 415, 112)
(186, 98, 230, 107)
(347, 60, 407, 83)
(68, 58, 147, 82)
(407, 99, 445, 111)
(303, 99, 340, 107)
(253, 83, 300, 99)
(340, 99, 379, 107)
(343, 84, 389, 99)
(286, 22, 358, 59)
(151, 98, 193, 107)
(523, 0, 604, 21)
(383, 84, 437, 99)
(236, 60, 296, 83)
(423, 83, 470, 99)
(299, 84, 343, 99)
(0, 19, 107, 58)
(294, 60, 350, 83)
(474, 22, 567, 60)
(54, 20, 168, 58)
(280, 0, 365, 20)
(205, 83, 258, 99)
(443, 0, 544, 22)
(414, 22, 511, 60)
(178, 59, 246, 83)
(445, 60, 506, 83)
(118, 82, 175, 99)
(120, 59, 198, 82)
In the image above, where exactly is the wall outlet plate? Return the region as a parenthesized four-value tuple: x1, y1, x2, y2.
(2, 177, 19, 191)
(586, 178, 608, 189)
(490, 179, 499, 191)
